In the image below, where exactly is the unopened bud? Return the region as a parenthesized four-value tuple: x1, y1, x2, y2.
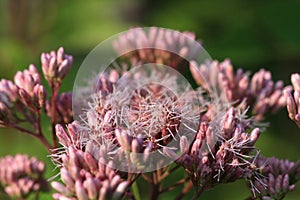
(115, 129, 132, 152)
(84, 177, 98, 199)
(56, 124, 71, 147)
(75, 180, 88, 200)
(19, 88, 32, 107)
(291, 73, 300, 91)
(112, 181, 129, 199)
(284, 89, 297, 120)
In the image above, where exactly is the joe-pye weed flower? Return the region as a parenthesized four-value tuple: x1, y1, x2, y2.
(0, 27, 299, 200)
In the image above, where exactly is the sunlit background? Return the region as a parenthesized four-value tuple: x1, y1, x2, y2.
(0, 0, 299, 199)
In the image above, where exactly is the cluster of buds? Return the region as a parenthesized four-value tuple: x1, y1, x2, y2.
(51, 145, 129, 199)
(41, 47, 73, 84)
(14, 65, 46, 111)
(171, 107, 261, 190)
(0, 79, 19, 124)
(190, 59, 288, 121)
(113, 27, 196, 69)
(284, 73, 300, 127)
(1, 28, 300, 199)
(0, 65, 46, 126)
(247, 155, 300, 200)
(0, 47, 74, 150)
(0, 154, 48, 199)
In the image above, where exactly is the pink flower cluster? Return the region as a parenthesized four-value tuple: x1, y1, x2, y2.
(0, 154, 48, 199)
(0, 27, 299, 200)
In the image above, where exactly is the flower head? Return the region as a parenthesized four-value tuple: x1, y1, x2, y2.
(0, 154, 48, 199)
(113, 27, 196, 69)
(0, 65, 46, 126)
(51, 146, 129, 200)
(190, 59, 288, 121)
(171, 106, 261, 189)
(41, 47, 73, 83)
(247, 155, 300, 199)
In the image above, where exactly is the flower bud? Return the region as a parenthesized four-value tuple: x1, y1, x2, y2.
(56, 124, 71, 147)
(249, 128, 260, 145)
(34, 84, 47, 108)
(41, 47, 73, 82)
(60, 168, 74, 189)
(84, 152, 98, 174)
(115, 129, 132, 152)
(113, 181, 129, 199)
(75, 180, 88, 200)
(83, 177, 97, 199)
(291, 73, 300, 91)
(284, 89, 297, 120)
(19, 88, 32, 107)
(223, 107, 235, 138)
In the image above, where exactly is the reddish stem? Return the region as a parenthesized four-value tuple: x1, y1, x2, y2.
(11, 124, 52, 150)
(175, 180, 193, 200)
(50, 81, 59, 148)
(150, 171, 161, 200)
(160, 177, 189, 193)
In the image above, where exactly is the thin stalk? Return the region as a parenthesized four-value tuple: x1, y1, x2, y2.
(131, 180, 141, 200)
(50, 82, 59, 148)
(142, 174, 152, 183)
(10, 124, 52, 150)
(160, 164, 180, 180)
(191, 187, 204, 200)
(160, 177, 189, 193)
(150, 171, 160, 200)
(175, 180, 193, 200)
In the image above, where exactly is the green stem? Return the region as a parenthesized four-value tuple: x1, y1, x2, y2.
(131, 180, 141, 200)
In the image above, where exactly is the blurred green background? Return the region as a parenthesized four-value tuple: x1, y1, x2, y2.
(0, 0, 299, 199)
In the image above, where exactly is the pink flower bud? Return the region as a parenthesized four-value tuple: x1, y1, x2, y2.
(110, 175, 121, 189)
(113, 181, 129, 199)
(34, 84, 47, 108)
(75, 180, 88, 200)
(249, 128, 260, 145)
(51, 182, 69, 196)
(0, 101, 10, 123)
(60, 168, 74, 189)
(291, 73, 300, 91)
(275, 175, 283, 193)
(131, 138, 142, 153)
(223, 107, 236, 138)
(115, 129, 132, 152)
(84, 152, 98, 174)
(41, 47, 73, 82)
(56, 124, 71, 147)
(19, 88, 32, 107)
(0, 80, 19, 101)
(83, 177, 97, 199)
(284, 89, 297, 120)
